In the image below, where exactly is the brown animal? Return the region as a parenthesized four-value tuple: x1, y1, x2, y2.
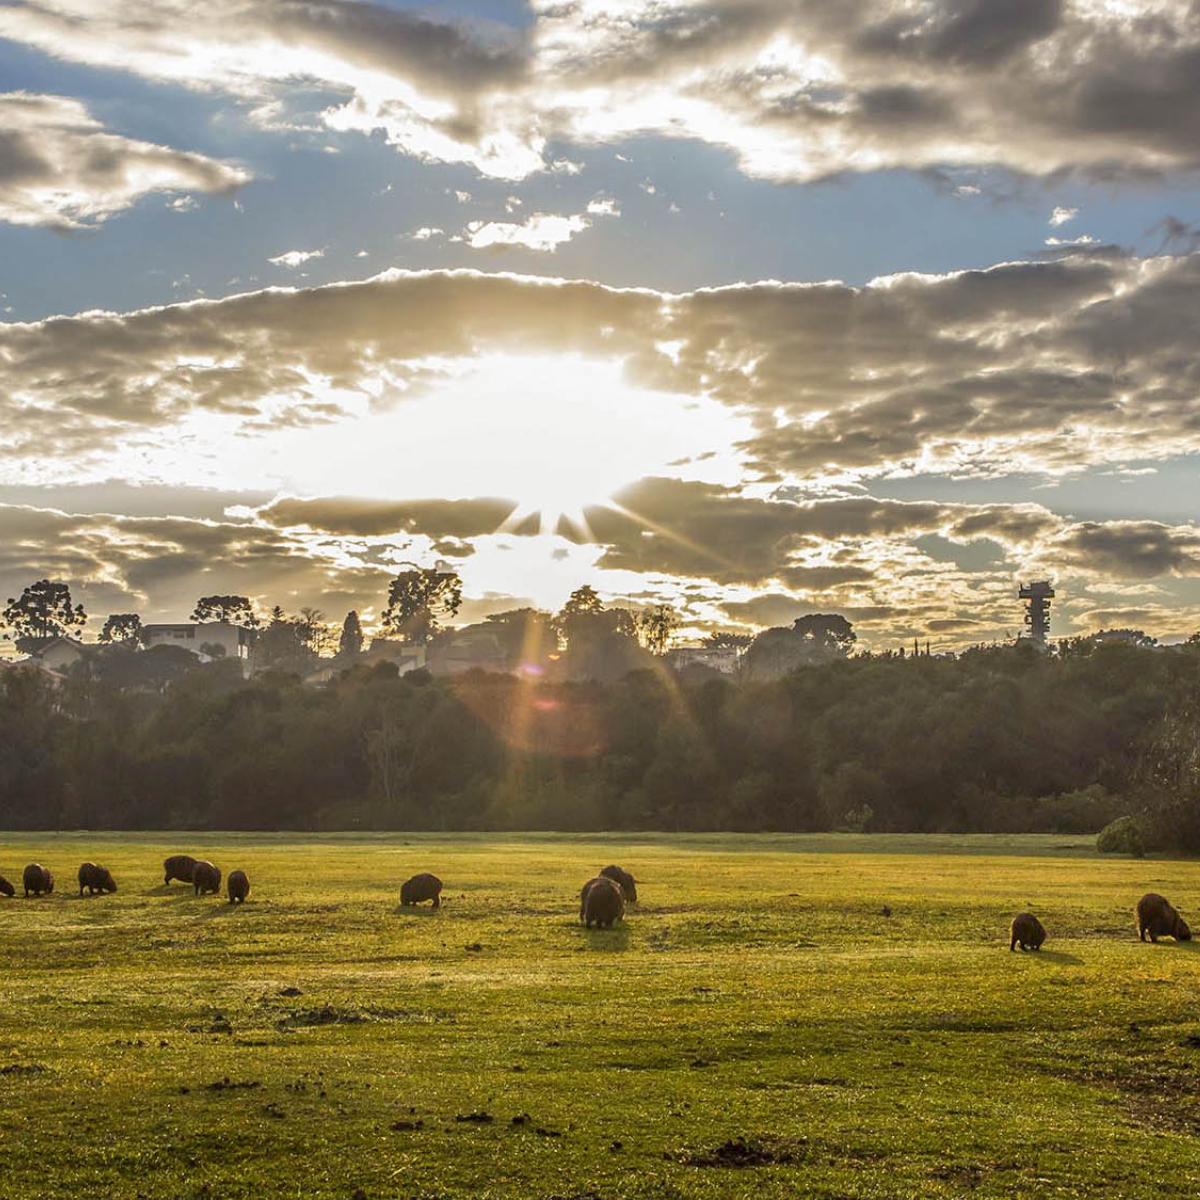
(0, 875, 14, 898)
(1136, 892, 1192, 942)
(78, 862, 117, 895)
(192, 860, 222, 896)
(600, 864, 638, 904)
(1009, 912, 1045, 951)
(227, 869, 250, 904)
(23, 864, 54, 897)
(580, 876, 625, 929)
(163, 854, 197, 885)
(400, 873, 442, 907)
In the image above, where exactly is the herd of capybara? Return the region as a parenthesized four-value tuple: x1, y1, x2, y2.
(0, 853, 1194, 950)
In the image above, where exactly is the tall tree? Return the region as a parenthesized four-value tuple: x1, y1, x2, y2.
(704, 631, 753, 650)
(382, 567, 462, 643)
(338, 611, 364, 659)
(192, 595, 258, 627)
(793, 614, 857, 657)
(99, 613, 142, 645)
(252, 609, 315, 675)
(3, 580, 86, 645)
(560, 585, 603, 617)
(297, 607, 334, 655)
(638, 604, 679, 656)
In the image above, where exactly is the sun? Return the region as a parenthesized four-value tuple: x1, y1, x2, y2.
(263, 352, 749, 531)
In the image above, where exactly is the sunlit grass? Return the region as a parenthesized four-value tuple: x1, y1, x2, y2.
(0, 833, 1198, 1198)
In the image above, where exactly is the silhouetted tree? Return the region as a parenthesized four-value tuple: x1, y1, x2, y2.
(704, 631, 753, 650)
(338, 611, 364, 659)
(191, 595, 258, 627)
(382, 566, 462, 643)
(793, 613, 857, 656)
(3, 580, 86, 646)
(99, 613, 142, 644)
(638, 604, 679, 655)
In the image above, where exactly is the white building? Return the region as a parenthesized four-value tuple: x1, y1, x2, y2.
(23, 636, 90, 674)
(665, 645, 741, 675)
(141, 621, 254, 662)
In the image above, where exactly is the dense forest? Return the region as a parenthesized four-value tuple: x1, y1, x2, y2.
(3, 637, 1198, 839)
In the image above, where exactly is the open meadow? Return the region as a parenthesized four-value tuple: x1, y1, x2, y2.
(1, 833, 1199, 1199)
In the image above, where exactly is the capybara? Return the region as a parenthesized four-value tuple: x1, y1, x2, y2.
(227, 869, 250, 904)
(78, 862, 117, 896)
(600, 864, 638, 904)
(580, 876, 625, 929)
(1137, 892, 1192, 942)
(400, 873, 442, 907)
(23, 864, 54, 897)
(192, 860, 222, 896)
(164, 854, 197, 886)
(0, 875, 14, 898)
(1009, 912, 1045, 952)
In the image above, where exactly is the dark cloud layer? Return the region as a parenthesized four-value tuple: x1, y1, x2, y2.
(0, 92, 249, 229)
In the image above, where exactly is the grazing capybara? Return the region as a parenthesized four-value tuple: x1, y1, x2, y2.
(0, 876, 14, 898)
(400, 873, 442, 907)
(77, 862, 117, 896)
(227, 869, 250, 904)
(1137, 893, 1192, 942)
(580, 876, 625, 929)
(1009, 912, 1046, 952)
(600, 864, 638, 904)
(23, 864, 54, 897)
(191, 860, 222, 896)
(163, 854, 197, 886)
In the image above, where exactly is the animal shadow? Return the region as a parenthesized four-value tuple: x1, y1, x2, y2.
(582, 923, 631, 952)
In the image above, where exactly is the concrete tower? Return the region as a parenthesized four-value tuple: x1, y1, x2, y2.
(1018, 580, 1054, 647)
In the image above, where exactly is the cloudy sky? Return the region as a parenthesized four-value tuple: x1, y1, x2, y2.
(3, 0, 1200, 650)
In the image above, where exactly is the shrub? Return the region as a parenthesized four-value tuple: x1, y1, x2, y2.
(1096, 815, 1146, 857)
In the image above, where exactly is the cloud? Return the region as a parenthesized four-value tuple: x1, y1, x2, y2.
(1050, 205, 1079, 226)
(1050, 520, 1200, 579)
(0, 502, 395, 628)
(0, 92, 250, 230)
(268, 248, 326, 268)
(9, 251, 1200, 489)
(6, 3, 1200, 184)
(259, 494, 517, 539)
(462, 212, 590, 252)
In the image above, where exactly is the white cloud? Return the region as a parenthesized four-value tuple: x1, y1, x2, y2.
(1050, 206, 1080, 226)
(268, 248, 326, 268)
(463, 212, 590, 252)
(0, 92, 249, 230)
(8, 3, 1200, 185)
(586, 198, 620, 217)
(409, 226, 444, 241)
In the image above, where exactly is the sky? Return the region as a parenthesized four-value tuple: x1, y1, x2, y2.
(3, 0, 1200, 651)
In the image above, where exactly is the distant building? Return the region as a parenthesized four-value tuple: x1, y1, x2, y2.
(22, 636, 91, 674)
(361, 639, 427, 674)
(426, 626, 507, 675)
(665, 645, 741, 675)
(1018, 580, 1055, 647)
(141, 621, 253, 662)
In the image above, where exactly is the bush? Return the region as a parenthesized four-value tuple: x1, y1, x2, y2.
(1096, 815, 1146, 857)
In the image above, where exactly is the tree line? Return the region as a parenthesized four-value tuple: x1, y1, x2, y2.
(3, 633, 1198, 838)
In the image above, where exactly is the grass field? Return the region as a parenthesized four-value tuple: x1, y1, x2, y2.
(1, 832, 1199, 1199)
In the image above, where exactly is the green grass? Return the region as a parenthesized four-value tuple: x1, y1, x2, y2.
(1, 832, 1199, 1198)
